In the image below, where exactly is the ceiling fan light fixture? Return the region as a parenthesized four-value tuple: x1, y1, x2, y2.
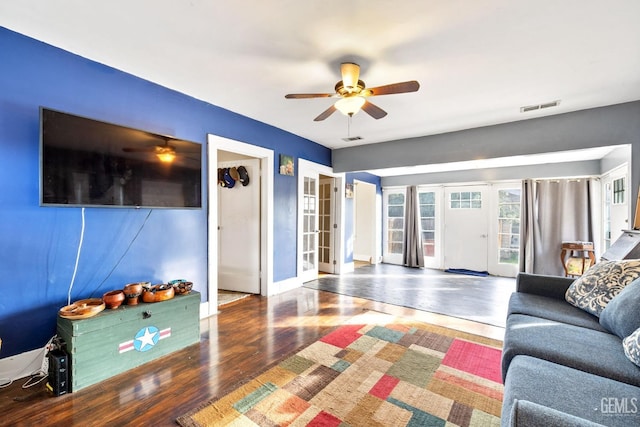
(335, 96, 366, 116)
(155, 146, 176, 163)
(341, 62, 360, 91)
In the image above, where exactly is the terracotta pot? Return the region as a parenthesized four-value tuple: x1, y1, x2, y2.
(123, 282, 144, 305)
(103, 290, 125, 309)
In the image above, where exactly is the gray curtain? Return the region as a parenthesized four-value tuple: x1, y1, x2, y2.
(403, 186, 425, 268)
(520, 178, 597, 275)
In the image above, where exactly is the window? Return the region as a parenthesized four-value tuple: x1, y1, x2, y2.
(386, 192, 405, 254)
(613, 177, 625, 205)
(604, 182, 612, 250)
(450, 191, 481, 209)
(497, 189, 521, 264)
(418, 191, 436, 256)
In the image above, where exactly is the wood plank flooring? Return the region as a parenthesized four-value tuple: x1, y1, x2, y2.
(307, 263, 516, 327)
(0, 288, 504, 427)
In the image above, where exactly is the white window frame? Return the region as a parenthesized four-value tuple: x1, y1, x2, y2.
(488, 182, 521, 277)
(382, 187, 406, 265)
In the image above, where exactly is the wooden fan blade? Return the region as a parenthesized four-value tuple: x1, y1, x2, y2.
(314, 105, 337, 121)
(341, 62, 360, 91)
(364, 80, 420, 97)
(285, 93, 336, 99)
(123, 147, 155, 153)
(361, 100, 387, 119)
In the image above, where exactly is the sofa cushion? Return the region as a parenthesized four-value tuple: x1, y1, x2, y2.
(508, 400, 607, 427)
(565, 259, 640, 317)
(502, 314, 640, 387)
(623, 327, 640, 368)
(508, 292, 606, 332)
(600, 278, 640, 338)
(502, 355, 640, 426)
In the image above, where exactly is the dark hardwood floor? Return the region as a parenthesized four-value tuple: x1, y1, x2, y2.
(0, 288, 504, 427)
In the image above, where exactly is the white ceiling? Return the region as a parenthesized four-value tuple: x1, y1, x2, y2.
(1, 1, 639, 173)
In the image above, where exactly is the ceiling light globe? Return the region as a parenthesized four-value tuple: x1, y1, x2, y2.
(335, 96, 366, 116)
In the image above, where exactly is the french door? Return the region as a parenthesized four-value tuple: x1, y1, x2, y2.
(300, 172, 319, 282)
(318, 178, 336, 273)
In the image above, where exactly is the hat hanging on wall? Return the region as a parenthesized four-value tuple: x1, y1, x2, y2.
(237, 166, 250, 186)
(222, 168, 236, 188)
(229, 167, 240, 181)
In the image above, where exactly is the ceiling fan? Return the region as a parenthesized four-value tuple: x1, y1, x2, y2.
(121, 134, 204, 164)
(123, 137, 178, 163)
(285, 62, 419, 121)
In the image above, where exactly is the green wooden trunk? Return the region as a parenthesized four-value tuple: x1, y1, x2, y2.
(56, 291, 200, 392)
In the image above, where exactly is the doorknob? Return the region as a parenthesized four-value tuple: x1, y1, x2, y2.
(481, 234, 487, 238)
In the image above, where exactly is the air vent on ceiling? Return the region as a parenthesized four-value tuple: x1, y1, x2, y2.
(342, 136, 364, 142)
(520, 100, 561, 113)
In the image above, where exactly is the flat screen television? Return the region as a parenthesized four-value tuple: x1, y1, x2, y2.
(40, 108, 202, 208)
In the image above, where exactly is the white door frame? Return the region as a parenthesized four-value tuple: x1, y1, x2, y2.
(298, 159, 346, 279)
(206, 134, 274, 317)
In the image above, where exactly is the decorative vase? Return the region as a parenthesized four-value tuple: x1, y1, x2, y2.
(123, 282, 144, 305)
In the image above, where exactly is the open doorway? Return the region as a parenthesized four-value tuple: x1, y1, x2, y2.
(207, 135, 274, 316)
(218, 151, 260, 306)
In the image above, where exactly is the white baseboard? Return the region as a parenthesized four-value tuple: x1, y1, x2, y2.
(270, 276, 302, 296)
(0, 347, 46, 383)
(342, 262, 355, 273)
(353, 254, 371, 262)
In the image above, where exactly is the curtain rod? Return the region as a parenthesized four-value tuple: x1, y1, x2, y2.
(533, 177, 600, 183)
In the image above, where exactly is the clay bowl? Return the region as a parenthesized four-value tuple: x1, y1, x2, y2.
(103, 290, 125, 309)
(170, 279, 193, 295)
(123, 282, 144, 305)
(142, 284, 175, 303)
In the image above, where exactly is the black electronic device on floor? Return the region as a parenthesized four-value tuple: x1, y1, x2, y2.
(47, 349, 69, 396)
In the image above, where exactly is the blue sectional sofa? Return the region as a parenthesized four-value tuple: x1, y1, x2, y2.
(501, 271, 640, 426)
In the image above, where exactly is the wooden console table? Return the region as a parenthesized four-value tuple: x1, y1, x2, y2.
(57, 291, 200, 392)
(561, 242, 596, 277)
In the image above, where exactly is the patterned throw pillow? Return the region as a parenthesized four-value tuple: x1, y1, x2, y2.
(623, 327, 640, 368)
(565, 259, 640, 317)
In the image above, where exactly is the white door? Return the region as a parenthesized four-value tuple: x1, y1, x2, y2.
(354, 180, 377, 263)
(417, 187, 443, 269)
(603, 166, 630, 250)
(300, 172, 319, 282)
(488, 183, 521, 277)
(382, 187, 406, 264)
(444, 185, 489, 272)
(318, 178, 336, 273)
(218, 159, 260, 293)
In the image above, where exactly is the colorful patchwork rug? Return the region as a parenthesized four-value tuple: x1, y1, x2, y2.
(177, 312, 504, 427)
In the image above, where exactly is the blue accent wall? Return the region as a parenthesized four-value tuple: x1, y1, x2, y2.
(0, 27, 330, 358)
